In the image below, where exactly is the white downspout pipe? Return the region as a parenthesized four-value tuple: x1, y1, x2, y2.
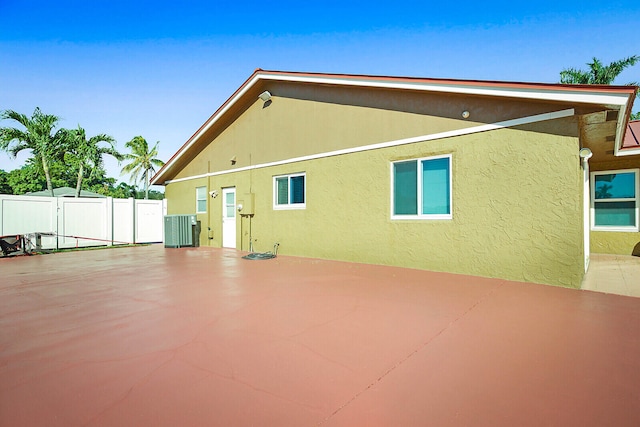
(579, 148, 593, 272)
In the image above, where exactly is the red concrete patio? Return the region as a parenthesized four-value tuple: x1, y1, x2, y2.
(1, 245, 639, 426)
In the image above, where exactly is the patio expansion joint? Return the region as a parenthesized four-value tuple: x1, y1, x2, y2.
(162, 339, 324, 414)
(616, 258, 638, 295)
(80, 352, 177, 427)
(317, 281, 506, 426)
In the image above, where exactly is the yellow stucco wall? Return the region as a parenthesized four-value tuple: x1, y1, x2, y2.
(166, 95, 584, 287)
(591, 231, 640, 255)
(173, 83, 570, 182)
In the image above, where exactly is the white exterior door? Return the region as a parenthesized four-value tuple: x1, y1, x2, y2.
(222, 187, 236, 248)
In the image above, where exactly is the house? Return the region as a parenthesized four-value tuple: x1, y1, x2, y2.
(151, 69, 638, 288)
(26, 187, 107, 198)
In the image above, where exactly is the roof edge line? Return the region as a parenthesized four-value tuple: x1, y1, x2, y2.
(151, 71, 263, 184)
(256, 72, 632, 105)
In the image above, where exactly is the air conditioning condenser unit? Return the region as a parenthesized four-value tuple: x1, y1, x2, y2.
(164, 214, 198, 248)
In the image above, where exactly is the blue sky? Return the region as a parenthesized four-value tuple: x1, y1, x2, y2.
(1, 1, 639, 184)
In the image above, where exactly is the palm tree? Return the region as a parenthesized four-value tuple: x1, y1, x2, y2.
(121, 136, 165, 199)
(63, 126, 123, 197)
(0, 108, 65, 196)
(561, 55, 639, 120)
(560, 55, 639, 85)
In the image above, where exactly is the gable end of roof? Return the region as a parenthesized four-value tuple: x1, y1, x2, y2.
(152, 70, 637, 185)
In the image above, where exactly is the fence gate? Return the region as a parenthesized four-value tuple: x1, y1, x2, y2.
(0, 195, 165, 250)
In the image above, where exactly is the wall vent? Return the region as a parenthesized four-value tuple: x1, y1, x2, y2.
(605, 110, 619, 122)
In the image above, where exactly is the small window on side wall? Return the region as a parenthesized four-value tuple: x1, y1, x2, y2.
(591, 169, 639, 232)
(391, 155, 452, 220)
(274, 173, 306, 210)
(196, 186, 207, 213)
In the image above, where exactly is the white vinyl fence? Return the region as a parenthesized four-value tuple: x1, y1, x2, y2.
(0, 195, 166, 250)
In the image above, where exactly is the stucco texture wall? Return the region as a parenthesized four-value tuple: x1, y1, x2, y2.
(164, 85, 586, 287)
(172, 83, 569, 182)
(591, 231, 640, 255)
(167, 121, 584, 288)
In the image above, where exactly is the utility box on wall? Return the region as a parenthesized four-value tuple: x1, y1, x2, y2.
(164, 214, 200, 248)
(239, 193, 255, 215)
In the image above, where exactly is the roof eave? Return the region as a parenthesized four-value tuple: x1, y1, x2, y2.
(152, 70, 638, 184)
(152, 69, 266, 185)
(614, 88, 639, 157)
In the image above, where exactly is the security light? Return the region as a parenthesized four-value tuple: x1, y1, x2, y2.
(258, 91, 272, 102)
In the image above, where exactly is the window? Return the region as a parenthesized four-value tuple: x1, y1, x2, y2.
(591, 169, 639, 231)
(274, 173, 306, 209)
(391, 155, 452, 219)
(196, 186, 207, 213)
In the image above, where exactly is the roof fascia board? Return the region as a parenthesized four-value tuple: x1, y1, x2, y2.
(164, 108, 575, 185)
(258, 73, 631, 106)
(613, 99, 629, 156)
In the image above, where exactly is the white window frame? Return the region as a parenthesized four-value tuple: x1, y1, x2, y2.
(390, 154, 453, 220)
(196, 186, 207, 213)
(590, 168, 639, 232)
(273, 172, 306, 210)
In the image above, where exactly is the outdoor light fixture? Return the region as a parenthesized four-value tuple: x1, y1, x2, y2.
(579, 147, 592, 170)
(461, 110, 470, 119)
(230, 155, 237, 165)
(579, 147, 593, 159)
(258, 91, 272, 102)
